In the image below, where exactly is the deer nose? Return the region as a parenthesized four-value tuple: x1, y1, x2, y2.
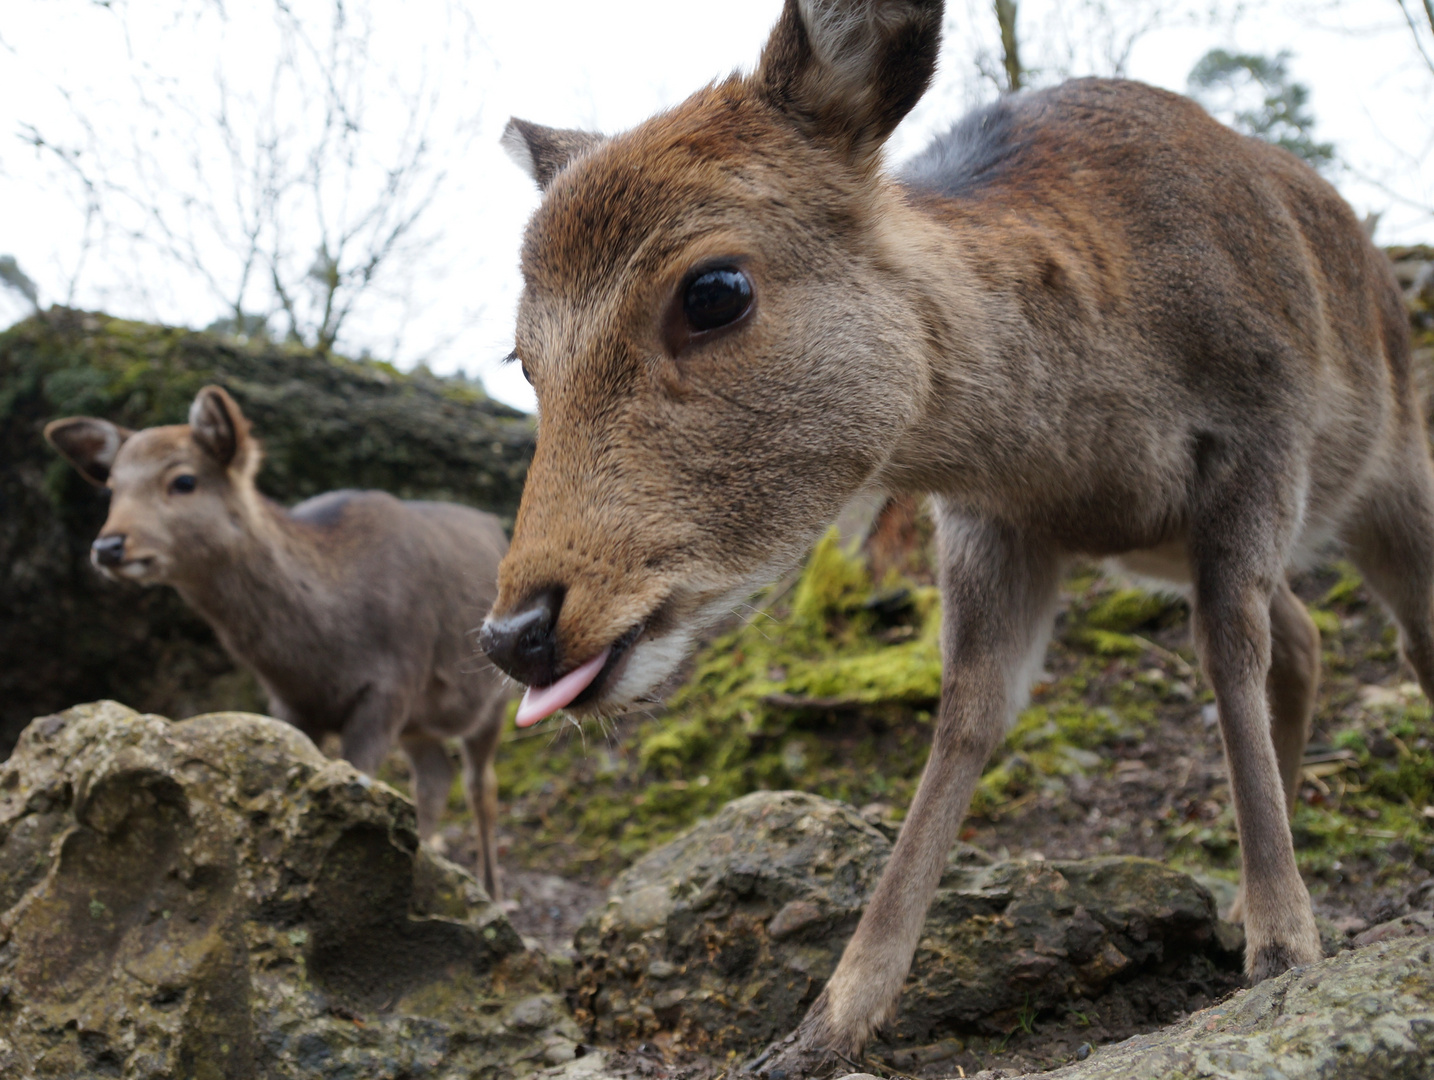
(479, 588, 564, 687)
(92, 534, 127, 567)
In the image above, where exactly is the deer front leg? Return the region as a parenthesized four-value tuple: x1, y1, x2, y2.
(750, 512, 1060, 1077)
(339, 683, 408, 777)
(401, 732, 457, 847)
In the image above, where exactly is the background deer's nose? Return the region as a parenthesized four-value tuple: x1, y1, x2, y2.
(479, 587, 564, 687)
(92, 534, 126, 567)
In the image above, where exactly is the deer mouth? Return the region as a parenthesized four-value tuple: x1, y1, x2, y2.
(93, 554, 159, 581)
(514, 622, 644, 727)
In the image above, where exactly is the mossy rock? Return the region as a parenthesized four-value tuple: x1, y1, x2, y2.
(570, 790, 1239, 1057)
(0, 701, 580, 1078)
(0, 310, 535, 755)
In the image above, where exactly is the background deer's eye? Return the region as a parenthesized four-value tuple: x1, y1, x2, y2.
(683, 267, 752, 333)
(169, 474, 197, 495)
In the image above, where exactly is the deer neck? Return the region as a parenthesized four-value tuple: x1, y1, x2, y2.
(867, 181, 1089, 515)
(172, 494, 333, 669)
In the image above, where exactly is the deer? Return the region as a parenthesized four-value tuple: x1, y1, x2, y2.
(478, 0, 1432, 1073)
(46, 385, 513, 900)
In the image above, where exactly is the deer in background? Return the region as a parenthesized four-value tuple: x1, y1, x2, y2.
(47, 386, 513, 900)
(478, 0, 1433, 1072)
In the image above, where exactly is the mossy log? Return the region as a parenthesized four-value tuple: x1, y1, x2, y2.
(0, 310, 535, 756)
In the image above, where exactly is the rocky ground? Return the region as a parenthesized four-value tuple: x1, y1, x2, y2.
(4, 704, 1430, 1080)
(387, 532, 1434, 1077)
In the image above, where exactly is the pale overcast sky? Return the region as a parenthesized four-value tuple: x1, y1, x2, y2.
(1, 0, 1430, 412)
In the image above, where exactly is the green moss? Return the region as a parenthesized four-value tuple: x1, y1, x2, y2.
(1082, 588, 1174, 633)
(1318, 561, 1365, 608)
(1174, 691, 1434, 877)
(1073, 629, 1147, 658)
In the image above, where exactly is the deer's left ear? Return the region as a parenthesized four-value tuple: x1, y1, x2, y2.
(501, 118, 606, 191)
(755, 0, 943, 167)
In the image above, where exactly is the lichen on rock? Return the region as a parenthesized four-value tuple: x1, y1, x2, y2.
(0, 701, 579, 1079)
(984, 935, 1434, 1080)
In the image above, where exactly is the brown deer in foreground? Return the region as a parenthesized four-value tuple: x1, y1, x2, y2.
(47, 386, 512, 899)
(479, 0, 1433, 1072)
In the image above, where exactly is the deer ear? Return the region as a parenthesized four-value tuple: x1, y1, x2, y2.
(501, 118, 605, 190)
(44, 417, 131, 486)
(188, 385, 249, 468)
(755, 0, 942, 166)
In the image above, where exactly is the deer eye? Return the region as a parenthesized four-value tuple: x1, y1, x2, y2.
(683, 267, 753, 333)
(169, 474, 197, 495)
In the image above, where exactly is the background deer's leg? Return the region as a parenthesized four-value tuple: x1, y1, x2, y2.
(751, 510, 1060, 1075)
(401, 732, 456, 847)
(460, 707, 505, 902)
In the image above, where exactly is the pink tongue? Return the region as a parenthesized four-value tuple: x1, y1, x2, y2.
(514, 648, 612, 728)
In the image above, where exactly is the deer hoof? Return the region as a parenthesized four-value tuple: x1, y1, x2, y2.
(1248, 937, 1322, 984)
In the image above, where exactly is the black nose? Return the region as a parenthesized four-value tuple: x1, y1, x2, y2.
(479, 588, 564, 686)
(92, 534, 127, 567)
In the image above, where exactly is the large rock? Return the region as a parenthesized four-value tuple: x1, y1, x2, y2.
(571, 791, 1236, 1057)
(849, 936, 1431, 1080)
(0, 310, 535, 756)
(0, 702, 580, 1078)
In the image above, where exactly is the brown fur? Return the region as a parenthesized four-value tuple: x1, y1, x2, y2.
(46, 386, 512, 899)
(489, 0, 1434, 1070)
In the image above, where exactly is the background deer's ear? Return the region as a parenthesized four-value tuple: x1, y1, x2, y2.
(501, 118, 606, 190)
(755, 0, 942, 167)
(188, 385, 250, 468)
(44, 417, 132, 486)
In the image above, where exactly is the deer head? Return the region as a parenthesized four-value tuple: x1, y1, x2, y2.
(46, 386, 264, 585)
(480, 0, 945, 724)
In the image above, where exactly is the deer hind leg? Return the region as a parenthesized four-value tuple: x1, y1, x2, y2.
(1343, 452, 1434, 700)
(751, 511, 1061, 1076)
(460, 709, 504, 903)
(1190, 467, 1321, 981)
(401, 733, 456, 848)
(1227, 579, 1320, 924)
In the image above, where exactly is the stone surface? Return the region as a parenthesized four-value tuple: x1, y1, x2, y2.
(997, 936, 1434, 1080)
(0, 310, 535, 756)
(1353, 909, 1434, 947)
(571, 791, 1238, 1057)
(0, 701, 579, 1079)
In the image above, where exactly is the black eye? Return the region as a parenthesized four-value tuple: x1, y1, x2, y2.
(683, 267, 753, 333)
(506, 349, 534, 386)
(169, 474, 197, 495)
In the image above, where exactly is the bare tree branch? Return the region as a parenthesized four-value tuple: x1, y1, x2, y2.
(14, 0, 478, 354)
(995, 0, 1023, 91)
(1395, 0, 1434, 74)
